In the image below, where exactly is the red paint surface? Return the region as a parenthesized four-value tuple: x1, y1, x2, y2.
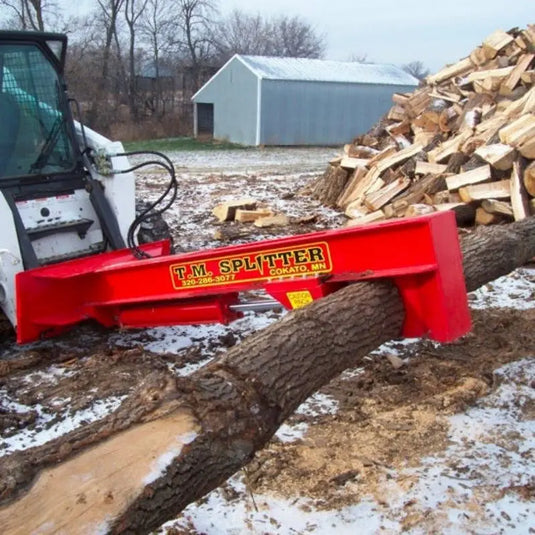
(16, 212, 471, 344)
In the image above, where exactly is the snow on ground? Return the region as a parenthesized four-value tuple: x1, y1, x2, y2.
(1, 395, 125, 455)
(1, 147, 534, 533)
(158, 358, 535, 535)
(151, 267, 535, 535)
(160, 476, 400, 535)
(156, 147, 339, 175)
(469, 267, 535, 310)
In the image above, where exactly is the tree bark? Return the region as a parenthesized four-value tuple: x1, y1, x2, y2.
(312, 164, 349, 206)
(1, 217, 535, 534)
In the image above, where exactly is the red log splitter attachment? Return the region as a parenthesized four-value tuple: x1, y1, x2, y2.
(16, 211, 471, 344)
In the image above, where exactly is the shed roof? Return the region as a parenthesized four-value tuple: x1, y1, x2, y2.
(237, 55, 419, 86)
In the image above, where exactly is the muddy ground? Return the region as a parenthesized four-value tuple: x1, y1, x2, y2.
(1, 147, 534, 534)
(247, 307, 535, 509)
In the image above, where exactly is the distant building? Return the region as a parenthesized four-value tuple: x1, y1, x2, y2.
(192, 55, 418, 146)
(136, 62, 175, 92)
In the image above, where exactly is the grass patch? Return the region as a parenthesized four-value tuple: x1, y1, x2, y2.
(124, 137, 247, 152)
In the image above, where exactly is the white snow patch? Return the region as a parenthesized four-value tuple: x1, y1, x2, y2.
(371, 337, 421, 358)
(469, 267, 535, 310)
(113, 310, 282, 376)
(275, 393, 339, 444)
(339, 366, 365, 380)
(296, 392, 339, 417)
(275, 422, 309, 443)
(143, 431, 198, 484)
(22, 365, 77, 384)
(1, 396, 125, 456)
(158, 475, 400, 534)
(164, 147, 339, 174)
(375, 357, 535, 533)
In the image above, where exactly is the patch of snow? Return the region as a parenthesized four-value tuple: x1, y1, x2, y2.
(295, 392, 339, 418)
(275, 422, 309, 443)
(115, 311, 282, 377)
(271, 391, 339, 444)
(22, 365, 77, 384)
(0, 396, 125, 456)
(133, 147, 338, 176)
(370, 337, 421, 358)
(158, 475, 401, 534)
(483, 495, 534, 534)
(463, 109, 479, 128)
(0, 395, 33, 413)
(144, 431, 198, 484)
(170, 357, 215, 377)
(468, 267, 535, 310)
(378, 357, 535, 533)
(339, 367, 365, 380)
(238, 55, 418, 86)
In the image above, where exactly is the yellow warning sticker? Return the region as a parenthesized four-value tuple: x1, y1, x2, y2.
(287, 290, 314, 309)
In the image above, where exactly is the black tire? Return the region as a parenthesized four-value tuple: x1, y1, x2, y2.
(135, 200, 173, 247)
(0, 308, 15, 345)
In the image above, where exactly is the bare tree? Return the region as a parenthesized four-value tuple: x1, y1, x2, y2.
(402, 60, 430, 81)
(212, 10, 274, 59)
(65, 16, 104, 105)
(124, 0, 149, 118)
(269, 15, 325, 58)
(213, 11, 325, 62)
(171, 0, 217, 90)
(0, 0, 58, 30)
(348, 52, 370, 63)
(137, 0, 175, 115)
(83, 0, 126, 129)
(97, 0, 126, 85)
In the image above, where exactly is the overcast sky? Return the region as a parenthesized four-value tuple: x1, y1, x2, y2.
(73, 0, 532, 73)
(222, 0, 532, 71)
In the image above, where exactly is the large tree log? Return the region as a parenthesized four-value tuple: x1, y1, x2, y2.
(311, 164, 350, 206)
(1, 217, 535, 534)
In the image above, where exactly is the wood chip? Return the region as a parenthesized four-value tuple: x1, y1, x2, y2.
(364, 177, 411, 211)
(235, 209, 274, 223)
(474, 144, 516, 171)
(511, 161, 530, 221)
(458, 180, 511, 202)
(445, 165, 492, 191)
(253, 214, 289, 228)
(212, 199, 257, 222)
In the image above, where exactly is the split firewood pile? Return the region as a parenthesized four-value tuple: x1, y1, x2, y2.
(312, 26, 535, 227)
(212, 198, 289, 227)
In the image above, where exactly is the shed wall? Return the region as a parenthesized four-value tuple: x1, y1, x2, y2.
(260, 80, 415, 146)
(193, 58, 258, 145)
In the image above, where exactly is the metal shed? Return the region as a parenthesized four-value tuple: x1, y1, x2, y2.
(192, 55, 419, 146)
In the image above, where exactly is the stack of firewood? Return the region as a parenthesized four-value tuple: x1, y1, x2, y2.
(313, 26, 535, 227)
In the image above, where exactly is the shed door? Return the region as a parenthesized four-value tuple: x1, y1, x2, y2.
(197, 103, 214, 136)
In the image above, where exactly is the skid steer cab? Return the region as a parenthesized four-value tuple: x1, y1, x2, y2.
(0, 30, 162, 327)
(0, 31, 472, 345)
